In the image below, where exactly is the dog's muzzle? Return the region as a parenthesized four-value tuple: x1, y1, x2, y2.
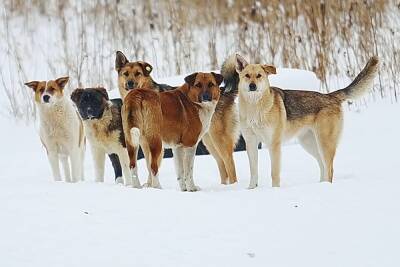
(249, 83, 257, 91)
(126, 80, 135, 90)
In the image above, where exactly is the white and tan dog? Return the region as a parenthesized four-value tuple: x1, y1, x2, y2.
(25, 77, 85, 182)
(225, 54, 378, 188)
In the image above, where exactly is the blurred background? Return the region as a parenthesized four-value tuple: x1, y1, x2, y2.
(0, 0, 398, 121)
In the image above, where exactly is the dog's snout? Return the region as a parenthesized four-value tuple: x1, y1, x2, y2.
(202, 92, 212, 102)
(127, 80, 135, 89)
(249, 83, 257, 91)
(43, 95, 50, 103)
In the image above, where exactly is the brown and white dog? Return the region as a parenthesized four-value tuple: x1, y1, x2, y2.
(122, 72, 222, 191)
(71, 87, 141, 188)
(115, 51, 240, 185)
(25, 77, 85, 182)
(227, 54, 379, 188)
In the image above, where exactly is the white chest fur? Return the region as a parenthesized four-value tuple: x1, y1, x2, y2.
(38, 100, 79, 155)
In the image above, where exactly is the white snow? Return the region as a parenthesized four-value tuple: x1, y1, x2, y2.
(0, 71, 399, 267)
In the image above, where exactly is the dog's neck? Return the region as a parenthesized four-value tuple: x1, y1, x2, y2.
(239, 85, 274, 111)
(37, 97, 71, 117)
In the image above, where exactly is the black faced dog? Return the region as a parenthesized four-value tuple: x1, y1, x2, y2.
(71, 87, 141, 188)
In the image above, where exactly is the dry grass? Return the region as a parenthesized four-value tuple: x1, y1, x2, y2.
(0, 0, 398, 120)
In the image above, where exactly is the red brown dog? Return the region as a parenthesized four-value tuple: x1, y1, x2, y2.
(122, 72, 222, 191)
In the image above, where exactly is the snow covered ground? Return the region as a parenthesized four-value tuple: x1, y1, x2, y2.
(1, 70, 399, 267)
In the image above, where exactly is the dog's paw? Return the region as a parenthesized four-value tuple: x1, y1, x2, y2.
(247, 183, 258, 190)
(115, 177, 124, 185)
(131, 183, 142, 189)
(272, 181, 280, 187)
(186, 185, 201, 192)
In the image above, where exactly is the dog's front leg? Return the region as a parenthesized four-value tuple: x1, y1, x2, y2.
(47, 151, 61, 181)
(172, 147, 186, 191)
(242, 128, 259, 189)
(70, 148, 83, 182)
(91, 146, 105, 183)
(268, 140, 281, 187)
(60, 154, 72, 183)
(183, 146, 200, 192)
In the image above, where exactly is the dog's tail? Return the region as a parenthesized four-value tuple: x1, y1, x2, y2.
(122, 92, 144, 170)
(330, 56, 379, 101)
(221, 54, 239, 98)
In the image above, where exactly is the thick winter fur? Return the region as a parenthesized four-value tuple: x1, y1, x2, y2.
(115, 51, 240, 184)
(71, 87, 141, 187)
(25, 77, 85, 182)
(122, 72, 221, 191)
(231, 54, 379, 188)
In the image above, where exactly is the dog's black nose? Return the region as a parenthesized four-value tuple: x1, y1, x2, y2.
(43, 95, 50, 103)
(202, 92, 212, 102)
(127, 81, 134, 89)
(249, 83, 257, 91)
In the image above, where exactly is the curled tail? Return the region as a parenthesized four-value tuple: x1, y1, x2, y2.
(221, 54, 239, 98)
(330, 56, 379, 101)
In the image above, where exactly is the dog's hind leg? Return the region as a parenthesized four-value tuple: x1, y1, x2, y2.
(315, 110, 343, 183)
(118, 150, 141, 188)
(148, 138, 163, 189)
(298, 130, 325, 182)
(202, 133, 228, 184)
(182, 146, 200, 192)
(172, 147, 186, 191)
(60, 154, 72, 183)
(215, 138, 237, 185)
(48, 151, 61, 181)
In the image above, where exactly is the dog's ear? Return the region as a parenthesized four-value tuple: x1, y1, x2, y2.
(262, 64, 277, 75)
(115, 51, 129, 71)
(24, 81, 40, 91)
(55, 76, 69, 89)
(235, 54, 248, 73)
(95, 87, 109, 100)
(71, 88, 84, 104)
(211, 72, 224, 86)
(138, 61, 153, 76)
(184, 72, 198, 86)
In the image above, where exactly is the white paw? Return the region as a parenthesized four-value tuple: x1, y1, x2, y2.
(247, 183, 258, 190)
(115, 177, 124, 184)
(186, 184, 201, 192)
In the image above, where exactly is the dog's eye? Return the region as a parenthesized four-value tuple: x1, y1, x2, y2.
(245, 74, 250, 78)
(195, 83, 202, 88)
(135, 72, 142, 77)
(208, 82, 214, 88)
(47, 87, 54, 93)
(256, 74, 262, 78)
(123, 71, 129, 77)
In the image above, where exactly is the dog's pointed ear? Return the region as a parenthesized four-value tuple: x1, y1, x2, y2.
(116, 51, 129, 71)
(95, 87, 109, 100)
(55, 76, 69, 89)
(184, 72, 198, 86)
(24, 81, 40, 91)
(211, 72, 224, 86)
(262, 64, 277, 75)
(71, 88, 84, 104)
(138, 61, 153, 76)
(235, 54, 248, 73)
